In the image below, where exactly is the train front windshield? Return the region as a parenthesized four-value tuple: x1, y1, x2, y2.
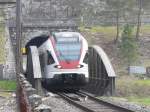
(54, 33, 82, 61)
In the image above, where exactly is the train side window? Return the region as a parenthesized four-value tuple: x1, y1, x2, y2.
(47, 51, 55, 65)
(83, 52, 88, 64)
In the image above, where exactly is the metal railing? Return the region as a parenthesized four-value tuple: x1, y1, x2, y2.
(84, 45, 116, 96)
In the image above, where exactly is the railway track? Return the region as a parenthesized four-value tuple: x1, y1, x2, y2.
(57, 91, 134, 112)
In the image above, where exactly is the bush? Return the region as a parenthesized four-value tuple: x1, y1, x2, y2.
(120, 24, 139, 68)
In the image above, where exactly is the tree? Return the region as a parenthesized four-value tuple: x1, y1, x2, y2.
(106, 0, 137, 43)
(106, 0, 127, 43)
(136, 0, 150, 39)
(80, 0, 106, 25)
(136, 0, 142, 40)
(120, 24, 138, 71)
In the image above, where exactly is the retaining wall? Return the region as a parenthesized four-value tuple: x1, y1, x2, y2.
(18, 74, 51, 112)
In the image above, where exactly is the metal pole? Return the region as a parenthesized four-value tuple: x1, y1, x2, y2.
(16, 0, 21, 74)
(16, 0, 21, 111)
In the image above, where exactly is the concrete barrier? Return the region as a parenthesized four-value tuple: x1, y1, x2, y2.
(26, 46, 43, 96)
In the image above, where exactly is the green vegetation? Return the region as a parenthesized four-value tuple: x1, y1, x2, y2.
(80, 25, 150, 38)
(134, 80, 150, 86)
(0, 80, 16, 91)
(99, 96, 150, 106)
(127, 97, 150, 105)
(79, 26, 116, 37)
(116, 76, 150, 97)
(140, 25, 150, 34)
(119, 25, 139, 67)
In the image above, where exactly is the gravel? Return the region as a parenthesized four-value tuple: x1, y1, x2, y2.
(42, 92, 85, 112)
(0, 92, 18, 112)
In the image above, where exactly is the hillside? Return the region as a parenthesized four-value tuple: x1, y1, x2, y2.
(81, 26, 150, 74)
(81, 26, 150, 105)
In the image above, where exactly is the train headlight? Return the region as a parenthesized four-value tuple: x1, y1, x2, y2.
(55, 65, 62, 69)
(77, 65, 83, 68)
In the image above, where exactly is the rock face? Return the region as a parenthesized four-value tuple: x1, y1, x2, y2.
(3, 25, 16, 80)
(22, 0, 81, 19)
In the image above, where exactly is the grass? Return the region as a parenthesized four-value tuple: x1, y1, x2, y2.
(100, 96, 150, 106)
(134, 80, 150, 86)
(127, 97, 150, 106)
(79, 25, 150, 39)
(0, 80, 16, 91)
(140, 25, 150, 35)
(116, 75, 150, 97)
(79, 26, 117, 39)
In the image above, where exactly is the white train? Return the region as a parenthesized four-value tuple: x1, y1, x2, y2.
(26, 32, 89, 90)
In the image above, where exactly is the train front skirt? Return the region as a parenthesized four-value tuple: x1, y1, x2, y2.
(41, 73, 89, 90)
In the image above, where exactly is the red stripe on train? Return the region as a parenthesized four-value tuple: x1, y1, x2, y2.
(59, 61, 79, 69)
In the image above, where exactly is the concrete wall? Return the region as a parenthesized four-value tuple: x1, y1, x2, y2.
(3, 24, 16, 80)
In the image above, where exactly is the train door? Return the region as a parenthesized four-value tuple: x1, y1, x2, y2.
(43, 50, 55, 78)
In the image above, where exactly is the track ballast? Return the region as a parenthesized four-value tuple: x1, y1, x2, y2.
(57, 90, 134, 112)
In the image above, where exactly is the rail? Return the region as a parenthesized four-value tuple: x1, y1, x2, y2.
(58, 91, 134, 112)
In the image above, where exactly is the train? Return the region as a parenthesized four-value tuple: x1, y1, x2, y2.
(25, 31, 89, 90)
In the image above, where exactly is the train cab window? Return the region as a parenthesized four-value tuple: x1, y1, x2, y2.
(47, 51, 55, 65)
(53, 32, 80, 43)
(83, 52, 88, 64)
